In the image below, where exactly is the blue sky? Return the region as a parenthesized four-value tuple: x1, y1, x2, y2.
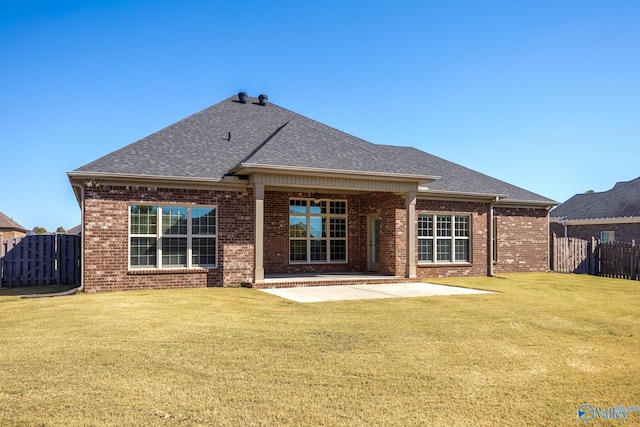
(2, 1, 639, 231)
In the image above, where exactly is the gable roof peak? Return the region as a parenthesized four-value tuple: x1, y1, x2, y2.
(0, 211, 27, 232)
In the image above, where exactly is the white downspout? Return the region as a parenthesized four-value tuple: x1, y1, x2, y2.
(488, 197, 500, 277)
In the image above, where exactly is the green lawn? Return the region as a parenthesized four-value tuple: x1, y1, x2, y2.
(0, 273, 638, 426)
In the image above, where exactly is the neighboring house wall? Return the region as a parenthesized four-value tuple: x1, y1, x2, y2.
(549, 222, 564, 239)
(0, 229, 26, 240)
(550, 222, 640, 243)
(83, 186, 254, 293)
(494, 207, 550, 273)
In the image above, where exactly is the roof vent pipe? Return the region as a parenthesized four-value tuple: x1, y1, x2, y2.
(258, 94, 268, 106)
(238, 92, 248, 103)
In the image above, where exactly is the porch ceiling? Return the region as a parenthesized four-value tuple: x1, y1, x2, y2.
(248, 171, 423, 193)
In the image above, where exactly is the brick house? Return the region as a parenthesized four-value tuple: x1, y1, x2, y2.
(67, 93, 557, 292)
(0, 211, 27, 240)
(550, 177, 640, 242)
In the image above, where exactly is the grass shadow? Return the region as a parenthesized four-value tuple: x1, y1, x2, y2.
(0, 285, 79, 297)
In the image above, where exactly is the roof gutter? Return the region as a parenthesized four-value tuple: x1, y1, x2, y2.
(66, 171, 248, 204)
(418, 188, 507, 202)
(551, 216, 640, 226)
(494, 198, 558, 209)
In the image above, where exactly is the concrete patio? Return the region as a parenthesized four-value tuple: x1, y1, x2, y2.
(259, 281, 494, 303)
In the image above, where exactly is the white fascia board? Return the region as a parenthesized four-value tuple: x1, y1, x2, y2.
(554, 217, 640, 226)
(66, 171, 248, 190)
(418, 188, 505, 202)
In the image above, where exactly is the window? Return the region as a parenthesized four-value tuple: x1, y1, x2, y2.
(418, 214, 471, 263)
(600, 231, 614, 243)
(129, 205, 217, 269)
(289, 199, 347, 263)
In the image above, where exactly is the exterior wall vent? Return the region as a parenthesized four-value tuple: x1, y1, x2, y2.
(238, 92, 248, 104)
(258, 94, 268, 106)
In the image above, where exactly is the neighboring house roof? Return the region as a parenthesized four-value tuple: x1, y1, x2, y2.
(550, 176, 640, 222)
(66, 224, 82, 235)
(71, 94, 555, 205)
(0, 211, 27, 232)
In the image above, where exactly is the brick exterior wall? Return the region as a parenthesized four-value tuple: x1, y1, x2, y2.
(415, 200, 490, 278)
(550, 221, 640, 243)
(82, 185, 254, 292)
(413, 203, 550, 278)
(82, 185, 551, 292)
(359, 192, 406, 276)
(263, 191, 365, 275)
(494, 207, 549, 273)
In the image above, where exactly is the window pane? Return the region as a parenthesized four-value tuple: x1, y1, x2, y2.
(418, 238, 433, 262)
(130, 205, 157, 235)
(309, 217, 326, 238)
(330, 218, 346, 238)
(162, 207, 187, 235)
(436, 239, 451, 261)
(162, 237, 187, 266)
(290, 240, 307, 262)
(418, 215, 433, 237)
(192, 237, 216, 266)
(289, 199, 307, 214)
(455, 216, 469, 237)
(130, 237, 157, 267)
(290, 216, 307, 237)
(310, 200, 326, 214)
(289, 198, 348, 264)
(310, 240, 327, 261)
(436, 216, 451, 237)
(192, 207, 216, 235)
(330, 240, 347, 261)
(601, 231, 614, 242)
(330, 201, 346, 215)
(455, 239, 470, 262)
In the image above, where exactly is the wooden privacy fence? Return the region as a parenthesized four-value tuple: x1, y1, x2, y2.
(551, 235, 598, 274)
(600, 240, 639, 280)
(552, 234, 640, 281)
(0, 234, 81, 287)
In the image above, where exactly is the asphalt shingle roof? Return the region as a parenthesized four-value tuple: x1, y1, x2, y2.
(550, 176, 640, 220)
(0, 211, 26, 232)
(75, 94, 555, 204)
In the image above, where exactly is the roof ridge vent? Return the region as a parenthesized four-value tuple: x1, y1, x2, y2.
(258, 94, 268, 106)
(238, 92, 248, 104)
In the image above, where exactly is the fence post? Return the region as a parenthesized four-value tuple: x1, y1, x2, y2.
(0, 231, 3, 287)
(631, 240, 637, 281)
(551, 233, 556, 271)
(589, 237, 596, 275)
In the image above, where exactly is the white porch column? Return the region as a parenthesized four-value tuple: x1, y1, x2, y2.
(254, 184, 265, 284)
(406, 190, 417, 278)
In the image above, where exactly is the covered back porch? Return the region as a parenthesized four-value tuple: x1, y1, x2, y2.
(248, 170, 431, 286)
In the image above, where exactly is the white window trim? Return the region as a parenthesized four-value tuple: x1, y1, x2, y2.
(129, 204, 218, 270)
(600, 231, 615, 243)
(418, 213, 472, 264)
(289, 198, 348, 264)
